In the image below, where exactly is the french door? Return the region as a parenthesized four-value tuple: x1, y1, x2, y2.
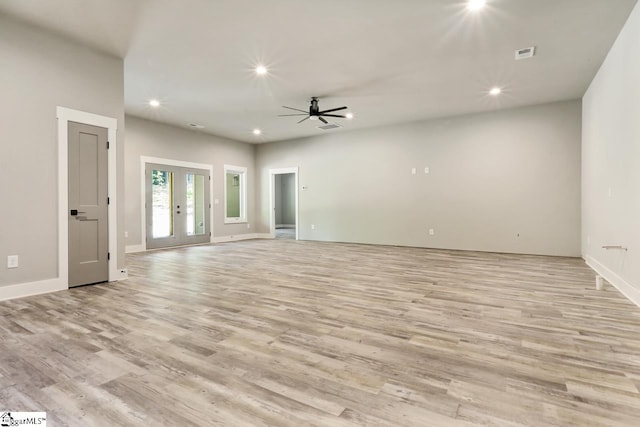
(145, 163, 210, 249)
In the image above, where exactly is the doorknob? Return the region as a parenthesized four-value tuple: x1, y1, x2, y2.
(70, 209, 86, 216)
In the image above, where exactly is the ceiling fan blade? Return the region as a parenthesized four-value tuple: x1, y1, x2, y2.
(320, 114, 347, 118)
(297, 116, 310, 124)
(318, 116, 328, 124)
(278, 113, 308, 117)
(282, 106, 308, 113)
(318, 106, 347, 114)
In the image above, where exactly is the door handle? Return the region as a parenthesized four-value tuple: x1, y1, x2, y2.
(70, 210, 86, 216)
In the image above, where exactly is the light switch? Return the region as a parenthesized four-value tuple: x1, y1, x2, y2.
(429, 229, 435, 236)
(411, 168, 416, 175)
(214, 199, 220, 205)
(424, 167, 430, 174)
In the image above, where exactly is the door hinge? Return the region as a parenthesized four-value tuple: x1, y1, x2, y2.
(107, 252, 111, 261)
(209, 232, 212, 237)
(209, 176, 211, 181)
(209, 203, 211, 208)
(107, 197, 110, 205)
(107, 141, 110, 149)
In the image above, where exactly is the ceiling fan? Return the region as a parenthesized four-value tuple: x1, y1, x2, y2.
(279, 97, 348, 124)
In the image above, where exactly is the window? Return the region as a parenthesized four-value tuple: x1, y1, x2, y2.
(224, 165, 247, 223)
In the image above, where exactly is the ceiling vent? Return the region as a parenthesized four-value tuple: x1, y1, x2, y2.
(515, 46, 536, 60)
(317, 123, 342, 131)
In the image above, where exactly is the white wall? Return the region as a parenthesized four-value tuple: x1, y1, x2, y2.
(582, 2, 640, 305)
(257, 100, 582, 257)
(124, 115, 256, 248)
(0, 15, 125, 289)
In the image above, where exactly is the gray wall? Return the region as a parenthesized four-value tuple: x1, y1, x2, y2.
(257, 100, 582, 257)
(0, 15, 125, 287)
(582, 2, 640, 296)
(275, 174, 296, 225)
(124, 115, 256, 247)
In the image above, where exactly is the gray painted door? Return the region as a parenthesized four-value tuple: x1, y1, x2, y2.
(68, 121, 109, 287)
(145, 163, 210, 250)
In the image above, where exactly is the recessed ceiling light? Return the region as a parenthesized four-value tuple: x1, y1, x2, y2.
(255, 65, 268, 76)
(489, 87, 502, 96)
(149, 99, 160, 108)
(467, 0, 486, 11)
(345, 112, 354, 120)
(253, 128, 262, 135)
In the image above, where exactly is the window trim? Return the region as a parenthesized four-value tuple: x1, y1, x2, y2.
(224, 164, 247, 224)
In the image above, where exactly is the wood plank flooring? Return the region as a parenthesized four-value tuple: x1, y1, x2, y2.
(2, 239, 640, 426)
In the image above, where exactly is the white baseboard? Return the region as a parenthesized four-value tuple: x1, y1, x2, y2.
(126, 234, 274, 253)
(212, 233, 273, 243)
(585, 255, 640, 308)
(0, 278, 67, 302)
(126, 244, 145, 254)
(276, 224, 296, 228)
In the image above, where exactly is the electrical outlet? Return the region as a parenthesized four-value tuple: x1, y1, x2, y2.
(411, 168, 417, 175)
(428, 228, 435, 236)
(311, 224, 316, 230)
(7, 255, 19, 269)
(247, 223, 251, 229)
(124, 231, 129, 238)
(424, 167, 430, 174)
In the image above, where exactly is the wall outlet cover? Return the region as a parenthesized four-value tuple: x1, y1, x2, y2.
(7, 255, 19, 269)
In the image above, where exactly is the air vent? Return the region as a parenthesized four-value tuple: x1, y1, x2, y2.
(317, 123, 342, 131)
(188, 123, 205, 129)
(515, 46, 536, 60)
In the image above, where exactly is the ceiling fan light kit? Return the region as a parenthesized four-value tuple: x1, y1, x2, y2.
(279, 97, 348, 126)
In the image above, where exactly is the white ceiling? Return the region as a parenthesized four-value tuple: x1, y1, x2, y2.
(1, 0, 636, 143)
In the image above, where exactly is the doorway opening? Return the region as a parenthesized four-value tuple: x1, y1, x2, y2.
(269, 168, 299, 240)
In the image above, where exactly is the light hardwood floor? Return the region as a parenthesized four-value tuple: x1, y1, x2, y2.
(1, 239, 640, 426)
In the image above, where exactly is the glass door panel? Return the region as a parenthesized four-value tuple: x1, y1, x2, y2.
(186, 173, 206, 236)
(151, 169, 174, 238)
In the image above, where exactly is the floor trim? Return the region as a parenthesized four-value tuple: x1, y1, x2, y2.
(126, 234, 273, 253)
(125, 244, 146, 254)
(0, 278, 67, 302)
(212, 233, 273, 243)
(585, 255, 640, 308)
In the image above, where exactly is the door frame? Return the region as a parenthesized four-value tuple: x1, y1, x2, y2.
(57, 106, 119, 286)
(269, 167, 299, 240)
(140, 156, 214, 251)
